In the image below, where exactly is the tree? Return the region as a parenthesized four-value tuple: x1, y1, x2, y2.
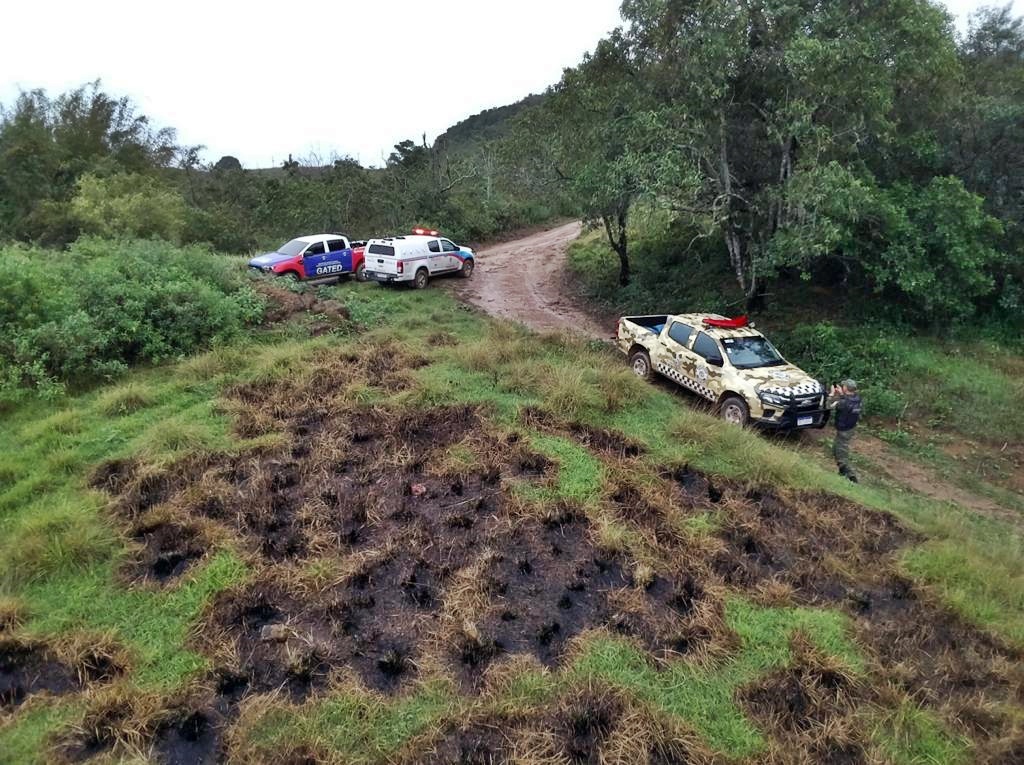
(618, 0, 961, 305)
(71, 172, 188, 243)
(213, 155, 243, 172)
(0, 82, 180, 243)
(544, 32, 667, 285)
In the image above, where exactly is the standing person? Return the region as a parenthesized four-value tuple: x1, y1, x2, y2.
(827, 379, 862, 482)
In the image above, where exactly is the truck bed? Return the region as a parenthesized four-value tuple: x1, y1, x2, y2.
(621, 315, 669, 336)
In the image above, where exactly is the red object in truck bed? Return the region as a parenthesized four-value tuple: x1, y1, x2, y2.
(702, 315, 749, 329)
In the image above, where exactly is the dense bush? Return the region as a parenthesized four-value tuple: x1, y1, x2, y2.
(71, 172, 188, 243)
(773, 323, 909, 419)
(0, 238, 264, 401)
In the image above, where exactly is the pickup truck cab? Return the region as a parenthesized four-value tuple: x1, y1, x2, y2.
(248, 234, 367, 283)
(616, 313, 827, 429)
(363, 228, 475, 289)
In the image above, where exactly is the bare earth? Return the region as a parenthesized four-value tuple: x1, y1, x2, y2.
(448, 221, 607, 339)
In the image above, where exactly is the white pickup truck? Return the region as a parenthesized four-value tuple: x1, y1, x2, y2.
(615, 313, 828, 429)
(363, 228, 475, 289)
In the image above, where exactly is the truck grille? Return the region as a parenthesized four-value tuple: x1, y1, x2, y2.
(794, 394, 823, 409)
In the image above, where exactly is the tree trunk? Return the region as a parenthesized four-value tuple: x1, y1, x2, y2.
(718, 110, 747, 294)
(603, 210, 630, 287)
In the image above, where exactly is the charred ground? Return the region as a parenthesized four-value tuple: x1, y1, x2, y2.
(48, 347, 1019, 763)
(2, 285, 1022, 764)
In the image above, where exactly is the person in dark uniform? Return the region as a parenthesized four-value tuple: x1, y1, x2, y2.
(827, 379, 862, 482)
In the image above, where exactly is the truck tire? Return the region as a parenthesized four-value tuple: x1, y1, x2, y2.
(412, 268, 429, 290)
(460, 259, 474, 279)
(720, 396, 749, 426)
(629, 349, 653, 380)
(353, 262, 367, 282)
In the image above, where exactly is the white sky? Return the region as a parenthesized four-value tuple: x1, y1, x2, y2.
(1, 0, 1017, 168)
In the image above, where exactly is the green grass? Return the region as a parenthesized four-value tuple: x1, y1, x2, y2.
(871, 701, 971, 765)
(524, 432, 606, 506)
(0, 278, 1017, 762)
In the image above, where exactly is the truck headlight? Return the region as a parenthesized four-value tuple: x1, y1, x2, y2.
(759, 392, 788, 407)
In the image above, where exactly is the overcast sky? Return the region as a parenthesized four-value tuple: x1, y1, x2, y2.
(1, 0, 1017, 168)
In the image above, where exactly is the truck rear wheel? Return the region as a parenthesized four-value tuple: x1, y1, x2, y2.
(353, 262, 367, 282)
(629, 349, 652, 380)
(720, 396, 749, 426)
(413, 268, 429, 290)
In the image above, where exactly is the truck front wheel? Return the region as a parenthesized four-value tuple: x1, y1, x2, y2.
(353, 262, 367, 282)
(720, 396, 750, 426)
(412, 268, 429, 289)
(629, 350, 652, 380)
(460, 259, 474, 278)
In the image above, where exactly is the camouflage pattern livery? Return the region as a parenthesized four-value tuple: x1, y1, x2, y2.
(833, 428, 855, 475)
(616, 313, 828, 429)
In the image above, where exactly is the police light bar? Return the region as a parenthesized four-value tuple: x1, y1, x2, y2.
(412, 227, 440, 236)
(703, 315, 749, 329)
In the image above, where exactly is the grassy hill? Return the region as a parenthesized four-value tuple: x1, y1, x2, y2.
(433, 93, 546, 154)
(1, 275, 1022, 763)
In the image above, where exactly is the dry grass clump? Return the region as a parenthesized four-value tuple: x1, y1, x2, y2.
(94, 382, 156, 417)
(58, 686, 169, 761)
(0, 595, 26, 633)
(506, 682, 719, 765)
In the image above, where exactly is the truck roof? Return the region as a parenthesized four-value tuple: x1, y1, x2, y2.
(294, 233, 349, 243)
(672, 313, 766, 340)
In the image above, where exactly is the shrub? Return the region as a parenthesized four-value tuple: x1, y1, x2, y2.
(0, 238, 265, 401)
(774, 322, 908, 419)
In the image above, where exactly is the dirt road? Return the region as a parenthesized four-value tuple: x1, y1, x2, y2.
(448, 221, 606, 338)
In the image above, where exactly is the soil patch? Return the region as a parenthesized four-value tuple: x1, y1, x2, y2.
(125, 518, 207, 584)
(412, 718, 513, 764)
(0, 640, 79, 709)
(255, 283, 351, 329)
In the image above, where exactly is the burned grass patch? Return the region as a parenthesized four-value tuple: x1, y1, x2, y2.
(412, 718, 512, 764)
(654, 468, 1024, 756)
(152, 708, 222, 765)
(741, 635, 866, 764)
(521, 407, 646, 459)
(124, 517, 208, 584)
(0, 640, 79, 709)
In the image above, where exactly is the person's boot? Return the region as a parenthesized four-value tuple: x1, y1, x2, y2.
(847, 472, 859, 484)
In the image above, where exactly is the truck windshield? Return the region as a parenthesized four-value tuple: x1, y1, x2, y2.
(276, 239, 307, 257)
(721, 336, 785, 369)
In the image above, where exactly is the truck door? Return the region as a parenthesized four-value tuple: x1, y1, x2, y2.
(324, 238, 352, 275)
(661, 321, 706, 395)
(440, 238, 461, 270)
(427, 239, 447, 273)
(300, 239, 329, 278)
(691, 331, 726, 400)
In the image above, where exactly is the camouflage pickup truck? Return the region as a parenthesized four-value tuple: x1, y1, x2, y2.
(615, 313, 828, 429)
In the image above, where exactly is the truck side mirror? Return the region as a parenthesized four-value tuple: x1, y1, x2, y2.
(708, 356, 724, 367)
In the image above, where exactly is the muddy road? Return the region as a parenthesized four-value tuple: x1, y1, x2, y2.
(448, 221, 607, 339)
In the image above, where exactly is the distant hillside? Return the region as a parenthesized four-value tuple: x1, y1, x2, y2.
(239, 94, 547, 174)
(433, 93, 547, 153)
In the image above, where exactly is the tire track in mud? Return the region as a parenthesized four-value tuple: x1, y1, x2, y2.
(447, 221, 607, 339)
